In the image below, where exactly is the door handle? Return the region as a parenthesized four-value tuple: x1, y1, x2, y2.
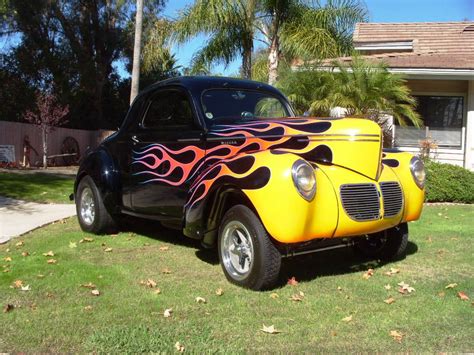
(131, 135, 139, 143)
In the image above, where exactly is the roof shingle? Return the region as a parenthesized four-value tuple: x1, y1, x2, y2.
(352, 22, 474, 70)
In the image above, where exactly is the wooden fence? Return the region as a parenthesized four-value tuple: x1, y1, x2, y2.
(0, 121, 114, 166)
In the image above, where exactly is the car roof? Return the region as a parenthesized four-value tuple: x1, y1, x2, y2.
(141, 76, 284, 97)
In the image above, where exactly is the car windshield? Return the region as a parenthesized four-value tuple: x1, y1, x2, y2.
(201, 89, 290, 124)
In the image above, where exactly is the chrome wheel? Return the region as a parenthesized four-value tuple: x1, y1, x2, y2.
(220, 221, 254, 281)
(80, 187, 95, 226)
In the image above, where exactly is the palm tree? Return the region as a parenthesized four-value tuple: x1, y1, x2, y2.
(173, 0, 257, 79)
(258, 0, 368, 85)
(278, 57, 421, 131)
(130, 0, 144, 104)
(168, 0, 365, 82)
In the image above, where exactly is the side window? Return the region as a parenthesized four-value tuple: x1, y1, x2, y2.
(254, 97, 287, 118)
(142, 89, 195, 129)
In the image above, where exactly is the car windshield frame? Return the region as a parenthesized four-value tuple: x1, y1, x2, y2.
(200, 88, 294, 126)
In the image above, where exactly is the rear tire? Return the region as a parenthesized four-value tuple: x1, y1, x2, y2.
(354, 223, 409, 261)
(76, 175, 117, 234)
(218, 205, 281, 290)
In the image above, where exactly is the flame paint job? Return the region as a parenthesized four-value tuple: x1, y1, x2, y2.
(130, 117, 423, 243)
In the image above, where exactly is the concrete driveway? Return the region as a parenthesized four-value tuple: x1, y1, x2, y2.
(0, 196, 77, 244)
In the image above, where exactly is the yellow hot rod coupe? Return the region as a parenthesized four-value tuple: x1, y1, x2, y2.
(74, 77, 425, 290)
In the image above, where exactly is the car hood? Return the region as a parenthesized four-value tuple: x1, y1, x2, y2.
(207, 117, 383, 180)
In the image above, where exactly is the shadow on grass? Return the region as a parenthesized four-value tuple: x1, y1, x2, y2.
(120, 216, 200, 249)
(277, 241, 418, 287)
(121, 215, 419, 287)
(0, 172, 73, 203)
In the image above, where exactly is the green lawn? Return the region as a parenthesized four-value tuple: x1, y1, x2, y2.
(0, 172, 74, 204)
(1, 206, 473, 352)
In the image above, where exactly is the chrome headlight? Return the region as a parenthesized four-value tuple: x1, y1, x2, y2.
(410, 156, 426, 189)
(292, 159, 316, 201)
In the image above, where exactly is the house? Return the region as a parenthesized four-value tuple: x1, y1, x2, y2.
(318, 22, 474, 170)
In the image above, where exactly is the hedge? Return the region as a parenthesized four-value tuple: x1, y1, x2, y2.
(425, 160, 474, 203)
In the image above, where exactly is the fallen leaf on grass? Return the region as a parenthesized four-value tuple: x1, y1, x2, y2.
(37, 274, 45, 279)
(80, 282, 97, 289)
(363, 269, 374, 280)
(79, 237, 94, 243)
(162, 268, 172, 274)
(175, 341, 185, 352)
(69, 242, 77, 249)
(290, 291, 305, 302)
(261, 324, 281, 334)
(103, 247, 113, 253)
(195, 296, 206, 304)
(84, 305, 93, 311)
(21, 251, 29, 257)
(337, 286, 342, 291)
(384, 297, 395, 305)
(390, 330, 404, 342)
(3, 304, 14, 313)
(47, 259, 57, 264)
(21, 285, 31, 291)
(270, 293, 279, 299)
(140, 279, 157, 288)
(458, 291, 469, 301)
(12, 280, 23, 288)
(342, 315, 353, 322)
(438, 291, 445, 298)
(163, 308, 172, 318)
(43, 251, 55, 257)
(427, 236, 433, 243)
(91, 289, 100, 296)
(159, 246, 169, 251)
(3, 256, 12, 262)
(287, 277, 298, 286)
(153, 289, 161, 295)
(384, 284, 392, 290)
(215, 288, 224, 296)
(15, 241, 24, 247)
(445, 283, 458, 289)
(384, 268, 400, 276)
(398, 281, 415, 294)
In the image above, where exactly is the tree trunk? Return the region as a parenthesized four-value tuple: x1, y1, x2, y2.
(42, 126, 47, 169)
(268, 35, 279, 86)
(242, 52, 252, 80)
(130, 0, 144, 104)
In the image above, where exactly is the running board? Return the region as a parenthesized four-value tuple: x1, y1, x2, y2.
(282, 240, 355, 258)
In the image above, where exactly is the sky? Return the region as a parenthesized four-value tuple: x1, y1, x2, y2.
(161, 0, 473, 76)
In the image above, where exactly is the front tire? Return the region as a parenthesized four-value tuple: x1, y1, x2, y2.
(76, 175, 117, 234)
(354, 223, 409, 261)
(218, 205, 281, 290)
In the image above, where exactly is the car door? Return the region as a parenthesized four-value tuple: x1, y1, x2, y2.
(128, 87, 206, 218)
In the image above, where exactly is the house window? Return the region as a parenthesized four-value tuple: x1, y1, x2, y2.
(395, 95, 464, 148)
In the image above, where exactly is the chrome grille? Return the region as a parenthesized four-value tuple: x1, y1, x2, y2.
(340, 183, 380, 221)
(380, 182, 403, 217)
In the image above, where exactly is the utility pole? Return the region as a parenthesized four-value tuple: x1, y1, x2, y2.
(130, 0, 144, 105)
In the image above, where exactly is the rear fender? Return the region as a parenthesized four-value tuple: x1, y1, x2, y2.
(74, 147, 121, 213)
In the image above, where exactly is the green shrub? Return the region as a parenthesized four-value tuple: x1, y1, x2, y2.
(425, 160, 474, 203)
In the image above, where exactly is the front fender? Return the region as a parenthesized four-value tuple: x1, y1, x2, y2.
(183, 150, 338, 244)
(382, 151, 425, 222)
(74, 146, 121, 213)
(243, 151, 339, 243)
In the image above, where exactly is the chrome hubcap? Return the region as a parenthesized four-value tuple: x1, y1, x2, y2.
(221, 221, 254, 280)
(80, 187, 95, 225)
